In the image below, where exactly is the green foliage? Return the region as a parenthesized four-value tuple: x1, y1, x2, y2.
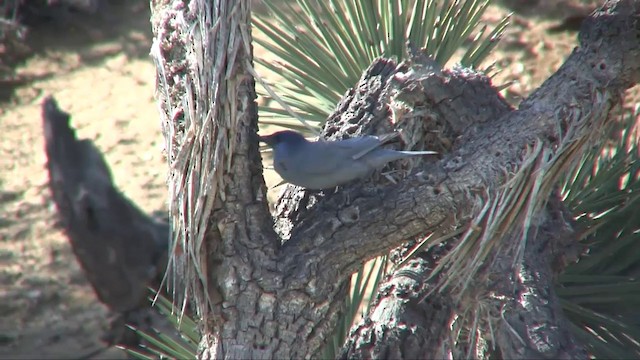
(559, 107, 640, 358)
(253, 0, 509, 130)
(120, 292, 200, 360)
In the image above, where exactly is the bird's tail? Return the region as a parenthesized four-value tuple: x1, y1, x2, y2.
(364, 149, 438, 169)
(396, 150, 438, 156)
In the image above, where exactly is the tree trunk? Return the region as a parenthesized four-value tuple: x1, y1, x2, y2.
(150, 0, 640, 358)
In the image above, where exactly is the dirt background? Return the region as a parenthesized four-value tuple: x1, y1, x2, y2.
(0, 0, 607, 358)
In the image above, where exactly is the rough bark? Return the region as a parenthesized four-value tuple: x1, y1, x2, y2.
(150, 0, 640, 358)
(493, 192, 586, 359)
(338, 241, 457, 359)
(42, 96, 169, 346)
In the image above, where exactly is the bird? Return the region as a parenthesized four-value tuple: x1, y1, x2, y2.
(259, 130, 437, 190)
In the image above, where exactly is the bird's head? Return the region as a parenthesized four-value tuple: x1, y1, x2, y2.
(259, 130, 308, 149)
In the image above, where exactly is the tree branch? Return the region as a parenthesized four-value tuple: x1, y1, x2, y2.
(277, 0, 640, 296)
(341, 191, 587, 358)
(494, 193, 587, 358)
(339, 245, 456, 359)
(272, 0, 638, 357)
(151, 0, 640, 358)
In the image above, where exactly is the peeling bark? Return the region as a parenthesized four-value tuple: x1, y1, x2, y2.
(150, 0, 640, 358)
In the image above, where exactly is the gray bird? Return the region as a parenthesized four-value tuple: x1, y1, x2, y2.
(259, 130, 437, 189)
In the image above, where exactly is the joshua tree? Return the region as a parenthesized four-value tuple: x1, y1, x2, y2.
(149, 0, 640, 358)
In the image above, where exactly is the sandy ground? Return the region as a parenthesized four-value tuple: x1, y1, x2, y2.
(0, 0, 603, 358)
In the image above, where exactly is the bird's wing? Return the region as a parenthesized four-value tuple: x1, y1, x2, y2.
(281, 141, 346, 176)
(375, 132, 400, 145)
(282, 134, 399, 177)
(332, 135, 385, 160)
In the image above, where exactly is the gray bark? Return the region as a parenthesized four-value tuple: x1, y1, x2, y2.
(150, 0, 640, 358)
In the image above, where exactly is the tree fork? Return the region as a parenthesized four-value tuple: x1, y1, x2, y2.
(150, 0, 640, 358)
